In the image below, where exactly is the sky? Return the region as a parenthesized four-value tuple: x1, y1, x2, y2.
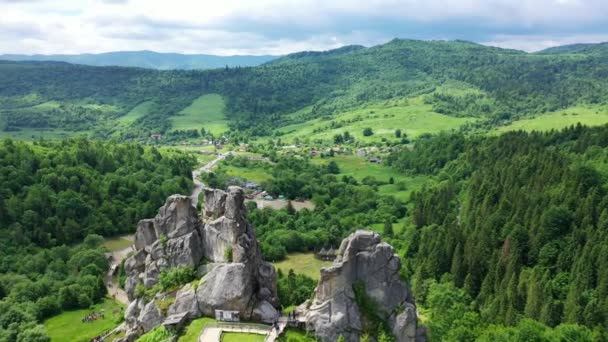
(1, 0, 608, 55)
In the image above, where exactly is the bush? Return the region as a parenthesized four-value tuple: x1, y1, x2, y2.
(363, 128, 374, 136)
(158, 267, 197, 292)
(224, 246, 233, 262)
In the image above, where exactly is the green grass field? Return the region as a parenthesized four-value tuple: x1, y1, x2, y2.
(0, 128, 89, 140)
(44, 297, 125, 342)
(223, 165, 272, 184)
(221, 332, 266, 342)
(103, 237, 133, 252)
(177, 317, 216, 342)
(277, 96, 475, 143)
(117, 101, 154, 125)
(312, 155, 431, 201)
(171, 94, 228, 135)
(494, 105, 608, 133)
(277, 328, 318, 342)
(273, 253, 333, 280)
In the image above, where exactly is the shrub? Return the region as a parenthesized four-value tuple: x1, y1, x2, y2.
(224, 246, 233, 262)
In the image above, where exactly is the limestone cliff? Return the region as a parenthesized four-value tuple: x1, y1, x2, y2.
(305, 230, 424, 342)
(121, 187, 278, 341)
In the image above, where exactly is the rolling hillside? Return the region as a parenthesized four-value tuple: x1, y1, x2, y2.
(0, 50, 277, 70)
(1, 39, 608, 142)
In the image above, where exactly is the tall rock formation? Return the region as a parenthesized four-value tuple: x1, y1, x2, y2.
(121, 187, 278, 341)
(305, 230, 424, 342)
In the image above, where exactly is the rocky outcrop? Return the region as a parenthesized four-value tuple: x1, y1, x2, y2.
(120, 187, 279, 341)
(305, 230, 423, 342)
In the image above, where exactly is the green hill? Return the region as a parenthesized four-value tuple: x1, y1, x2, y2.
(1, 39, 608, 141)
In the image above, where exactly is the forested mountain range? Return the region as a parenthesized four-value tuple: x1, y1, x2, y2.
(1, 39, 607, 141)
(0, 51, 277, 70)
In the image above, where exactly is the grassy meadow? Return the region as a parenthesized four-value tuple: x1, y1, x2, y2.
(102, 237, 133, 252)
(277, 96, 476, 143)
(117, 101, 154, 125)
(171, 93, 228, 135)
(273, 253, 333, 280)
(312, 155, 431, 202)
(44, 297, 125, 342)
(493, 105, 608, 133)
(177, 317, 216, 342)
(223, 164, 272, 184)
(277, 328, 318, 342)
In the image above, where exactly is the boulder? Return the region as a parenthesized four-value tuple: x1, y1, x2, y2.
(138, 301, 162, 333)
(168, 283, 201, 318)
(203, 188, 226, 218)
(306, 230, 422, 342)
(153, 195, 200, 239)
(195, 263, 255, 317)
(134, 219, 156, 251)
(252, 300, 279, 323)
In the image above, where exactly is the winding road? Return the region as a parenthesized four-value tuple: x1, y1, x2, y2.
(191, 152, 229, 205)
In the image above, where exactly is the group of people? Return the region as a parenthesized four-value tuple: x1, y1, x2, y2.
(81, 311, 105, 323)
(288, 310, 299, 321)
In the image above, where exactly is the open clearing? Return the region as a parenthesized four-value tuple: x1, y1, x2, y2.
(0, 128, 88, 140)
(118, 101, 154, 125)
(171, 94, 228, 135)
(277, 97, 475, 143)
(277, 328, 317, 342)
(312, 155, 431, 201)
(494, 105, 608, 133)
(178, 317, 216, 342)
(44, 297, 125, 342)
(273, 252, 333, 280)
(103, 236, 133, 252)
(221, 332, 266, 342)
(223, 164, 273, 184)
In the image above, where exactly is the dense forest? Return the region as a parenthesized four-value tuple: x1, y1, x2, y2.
(0, 138, 195, 341)
(387, 125, 608, 339)
(202, 155, 405, 261)
(1, 39, 608, 139)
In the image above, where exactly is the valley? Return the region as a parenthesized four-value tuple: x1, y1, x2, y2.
(1, 39, 608, 342)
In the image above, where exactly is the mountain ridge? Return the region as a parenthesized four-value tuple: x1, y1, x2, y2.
(0, 50, 278, 70)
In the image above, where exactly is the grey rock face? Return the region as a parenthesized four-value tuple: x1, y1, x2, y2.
(138, 301, 162, 333)
(195, 263, 254, 316)
(168, 283, 200, 318)
(306, 230, 422, 342)
(122, 187, 279, 339)
(134, 219, 156, 251)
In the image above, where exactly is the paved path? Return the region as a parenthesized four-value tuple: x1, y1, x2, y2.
(199, 324, 271, 342)
(104, 234, 134, 305)
(264, 320, 287, 342)
(191, 152, 230, 205)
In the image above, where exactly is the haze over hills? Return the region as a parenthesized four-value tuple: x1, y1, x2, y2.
(0, 50, 278, 70)
(537, 42, 608, 55)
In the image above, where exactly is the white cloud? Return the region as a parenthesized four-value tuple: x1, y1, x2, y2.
(0, 0, 607, 54)
(482, 34, 608, 52)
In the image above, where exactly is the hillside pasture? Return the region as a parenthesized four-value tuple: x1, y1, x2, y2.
(494, 105, 608, 133)
(171, 94, 228, 135)
(277, 97, 476, 143)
